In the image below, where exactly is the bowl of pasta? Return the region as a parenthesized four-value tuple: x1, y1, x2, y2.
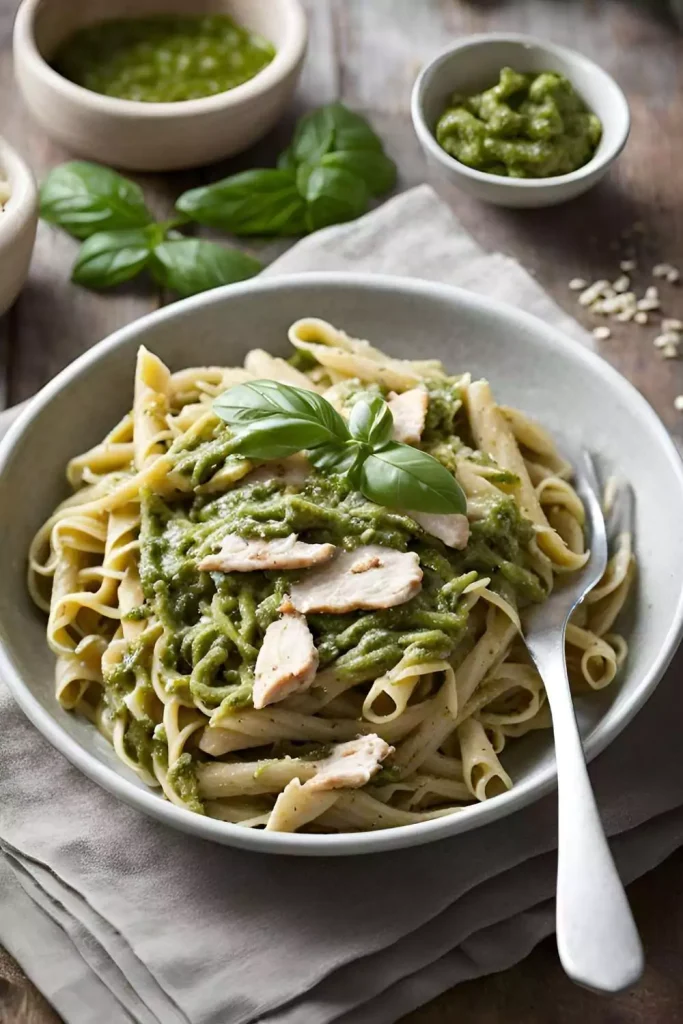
(1, 273, 682, 855)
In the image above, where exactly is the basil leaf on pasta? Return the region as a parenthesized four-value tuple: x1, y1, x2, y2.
(215, 380, 351, 448)
(307, 440, 367, 480)
(360, 442, 467, 514)
(348, 396, 394, 447)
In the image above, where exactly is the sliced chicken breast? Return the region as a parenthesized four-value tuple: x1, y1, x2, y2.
(245, 455, 311, 489)
(253, 611, 319, 709)
(198, 534, 336, 573)
(388, 388, 429, 445)
(307, 734, 394, 791)
(289, 544, 422, 614)
(264, 734, 393, 831)
(410, 511, 470, 550)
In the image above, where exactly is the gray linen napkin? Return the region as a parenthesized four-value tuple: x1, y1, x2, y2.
(1, 185, 682, 1024)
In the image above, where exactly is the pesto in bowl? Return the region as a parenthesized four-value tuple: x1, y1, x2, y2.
(435, 67, 602, 179)
(52, 13, 275, 103)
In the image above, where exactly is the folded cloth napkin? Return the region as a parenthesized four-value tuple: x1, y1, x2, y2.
(1, 185, 682, 1024)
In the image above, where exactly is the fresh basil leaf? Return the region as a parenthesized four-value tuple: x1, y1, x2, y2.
(295, 161, 315, 196)
(325, 103, 384, 153)
(348, 396, 393, 447)
(176, 170, 307, 236)
(149, 239, 261, 297)
(307, 440, 367, 479)
(71, 228, 152, 289)
(229, 422, 335, 461)
(321, 149, 397, 196)
(40, 162, 153, 239)
(291, 107, 336, 166)
(291, 104, 384, 168)
(277, 147, 297, 172)
(215, 380, 350, 442)
(304, 166, 370, 232)
(359, 442, 467, 514)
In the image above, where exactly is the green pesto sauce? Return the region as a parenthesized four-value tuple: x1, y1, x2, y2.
(167, 753, 205, 815)
(436, 67, 602, 179)
(52, 14, 275, 103)
(131, 424, 542, 716)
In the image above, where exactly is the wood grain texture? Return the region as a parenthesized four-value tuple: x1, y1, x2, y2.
(0, 0, 682, 1022)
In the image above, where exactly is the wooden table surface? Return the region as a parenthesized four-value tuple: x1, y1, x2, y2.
(1, 0, 682, 1021)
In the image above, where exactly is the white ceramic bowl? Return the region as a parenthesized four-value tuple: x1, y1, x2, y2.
(1, 273, 682, 856)
(0, 135, 38, 317)
(13, 0, 307, 172)
(411, 33, 630, 208)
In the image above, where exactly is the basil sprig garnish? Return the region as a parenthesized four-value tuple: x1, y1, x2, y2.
(175, 102, 396, 237)
(39, 103, 397, 294)
(213, 381, 466, 516)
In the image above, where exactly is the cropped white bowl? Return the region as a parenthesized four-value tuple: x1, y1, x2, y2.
(1, 273, 682, 856)
(0, 135, 38, 317)
(13, 0, 307, 172)
(411, 33, 630, 208)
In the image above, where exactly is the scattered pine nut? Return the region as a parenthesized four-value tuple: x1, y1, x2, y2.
(634, 311, 648, 325)
(637, 298, 660, 312)
(653, 263, 672, 278)
(612, 275, 630, 293)
(667, 268, 680, 284)
(645, 285, 659, 300)
(592, 326, 611, 340)
(569, 278, 588, 290)
(579, 280, 609, 306)
(620, 259, 636, 272)
(662, 318, 683, 333)
(662, 344, 679, 359)
(674, 396, 683, 411)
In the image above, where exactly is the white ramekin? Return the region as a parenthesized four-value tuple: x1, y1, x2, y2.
(412, 33, 630, 209)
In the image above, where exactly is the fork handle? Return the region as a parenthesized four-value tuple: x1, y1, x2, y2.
(531, 639, 644, 992)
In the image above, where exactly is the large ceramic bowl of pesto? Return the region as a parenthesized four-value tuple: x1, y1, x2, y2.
(411, 34, 630, 208)
(1, 273, 682, 856)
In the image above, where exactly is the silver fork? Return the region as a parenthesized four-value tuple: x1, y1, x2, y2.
(522, 450, 643, 993)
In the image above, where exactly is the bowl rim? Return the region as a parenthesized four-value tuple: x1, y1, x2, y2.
(411, 32, 631, 191)
(13, 0, 308, 118)
(0, 134, 38, 244)
(1, 271, 682, 857)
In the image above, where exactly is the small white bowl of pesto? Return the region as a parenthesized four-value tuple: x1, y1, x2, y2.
(411, 34, 630, 208)
(13, 0, 307, 172)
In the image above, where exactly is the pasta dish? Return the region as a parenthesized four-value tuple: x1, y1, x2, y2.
(29, 318, 635, 833)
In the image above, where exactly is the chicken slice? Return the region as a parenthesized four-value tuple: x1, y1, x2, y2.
(245, 454, 311, 489)
(198, 534, 336, 573)
(253, 611, 319, 710)
(289, 544, 422, 614)
(265, 734, 393, 832)
(388, 388, 429, 445)
(307, 734, 394, 791)
(410, 511, 470, 550)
